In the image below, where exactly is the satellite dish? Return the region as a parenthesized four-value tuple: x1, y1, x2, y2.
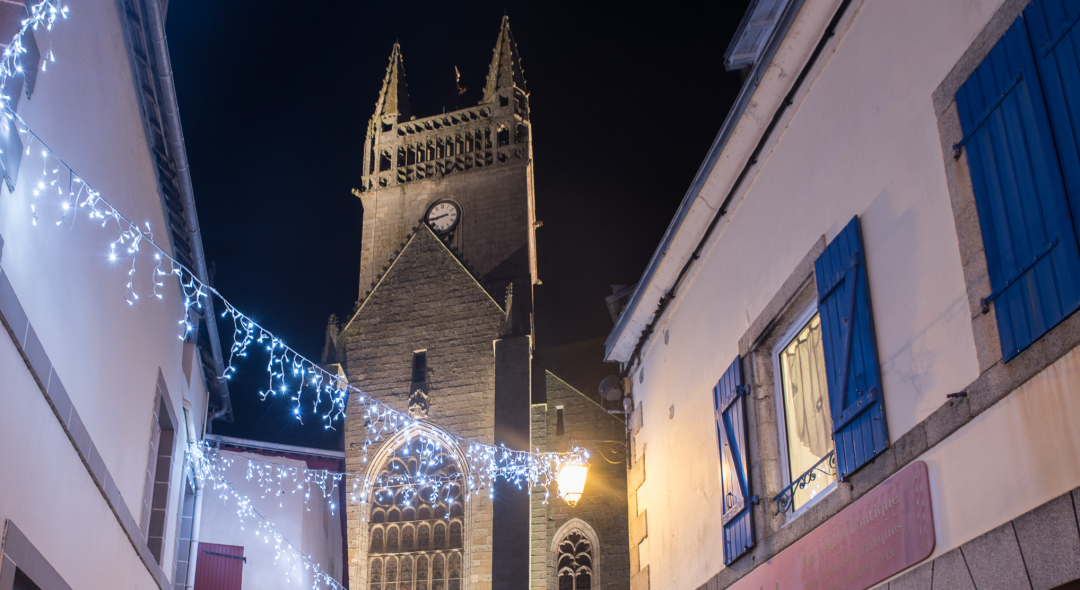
(599, 375, 623, 402)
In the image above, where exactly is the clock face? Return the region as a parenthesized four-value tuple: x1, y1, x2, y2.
(426, 201, 460, 234)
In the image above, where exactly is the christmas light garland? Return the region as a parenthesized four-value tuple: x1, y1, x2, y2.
(3, 0, 587, 499)
(192, 444, 346, 590)
(4, 6, 590, 586)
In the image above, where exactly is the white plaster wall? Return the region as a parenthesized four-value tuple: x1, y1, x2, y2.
(198, 452, 343, 590)
(0, 0, 209, 586)
(0, 327, 160, 589)
(917, 346, 1080, 562)
(624, 0, 1076, 588)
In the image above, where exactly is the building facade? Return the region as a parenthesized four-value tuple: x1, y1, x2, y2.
(606, 0, 1080, 589)
(322, 18, 630, 590)
(0, 1, 231, 590)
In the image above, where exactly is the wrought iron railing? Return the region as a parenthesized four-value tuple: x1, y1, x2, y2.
(773, 450, 837, 515)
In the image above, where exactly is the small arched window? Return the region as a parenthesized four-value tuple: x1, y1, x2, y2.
(403, 507, 415, 522)
(416, 555, 429, 588)
(433, 554, 445, 580)
(433, 522, 446, 548)
(371, 525, 384, 553)
(385, 558, 398, 587)
(449, 522, 462, 548)
(448, 553, 462, 590)
(557, 531, 594, 590)
(400, 556, 413, 590)
(418, 524, 430, 548)
(389, 509, 401, 522)
(387, 526, 399, 552)
(370, 558, 383, 590)
(403, 525, 415, 551)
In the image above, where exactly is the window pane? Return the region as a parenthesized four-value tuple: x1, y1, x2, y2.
(387, 527, 399, 552)
(449, 522, 462, 548)
(370, 559, 383, 589)
(778, 313, 836, 510)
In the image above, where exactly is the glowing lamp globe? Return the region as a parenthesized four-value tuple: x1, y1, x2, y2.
(557, 462, 589, 507)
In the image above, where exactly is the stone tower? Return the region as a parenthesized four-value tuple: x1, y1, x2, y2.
(328, 17, 629, 590)
(354, 17, 537, 335)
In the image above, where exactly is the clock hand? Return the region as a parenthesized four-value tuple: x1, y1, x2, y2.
(429, 213, 450, 222)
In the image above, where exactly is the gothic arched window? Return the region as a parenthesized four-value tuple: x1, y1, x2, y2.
(449, 522, 462, 549)
(368, 437, 465, 590)
(416, 555, 429, 589)
(400, 556, 413, 590)
(370, 558, 383, 590)
(385, 558, 398, 590)
(557, 532, 594, 590)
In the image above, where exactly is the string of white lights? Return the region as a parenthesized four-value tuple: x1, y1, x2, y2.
(2, 0, 589, 504)
(201, 428, 581, 515)
(191, 444, 346, 590)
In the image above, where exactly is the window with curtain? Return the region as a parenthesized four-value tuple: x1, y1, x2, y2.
(775, 310, 836, 512)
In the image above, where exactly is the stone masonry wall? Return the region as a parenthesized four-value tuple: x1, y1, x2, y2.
(493, 336, 533, 589)
(341, 226, 507, 589)
(357, 161, 533, 302)
(543, 372, 631, 590)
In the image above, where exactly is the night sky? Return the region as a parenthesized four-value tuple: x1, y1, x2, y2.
(166, 0, 751, 447)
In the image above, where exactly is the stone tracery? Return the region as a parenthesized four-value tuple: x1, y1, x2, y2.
(368, 437, 465, 590)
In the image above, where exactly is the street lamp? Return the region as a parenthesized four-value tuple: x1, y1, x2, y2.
(557, 460, 589, 507)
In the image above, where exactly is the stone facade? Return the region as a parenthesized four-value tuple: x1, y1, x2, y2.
(531, 373, 631, 590)
(328, 17, 629, 590)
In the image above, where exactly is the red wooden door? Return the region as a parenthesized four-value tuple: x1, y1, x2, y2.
(194, 543, 244, 590)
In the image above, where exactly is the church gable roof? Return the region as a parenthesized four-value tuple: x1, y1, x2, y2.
(339, 225, 506, 340)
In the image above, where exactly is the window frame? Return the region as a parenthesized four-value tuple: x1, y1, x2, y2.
(141, 384, 178, 565)
(0, 521, 73, 590)
(770, 303, 837, 520)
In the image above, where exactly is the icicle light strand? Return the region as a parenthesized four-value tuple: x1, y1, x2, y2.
(192, 444, 345, 590)
(2, 0, 588, 498)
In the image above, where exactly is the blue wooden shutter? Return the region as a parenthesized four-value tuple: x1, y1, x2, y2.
(815, 216, 888, 479)
(956, 15, 1080, 360)
(713, 355, 752, 564)
(1027, 0, 1080, 231)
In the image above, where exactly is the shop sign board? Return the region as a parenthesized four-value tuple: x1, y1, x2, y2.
(731, 460, 934, 590)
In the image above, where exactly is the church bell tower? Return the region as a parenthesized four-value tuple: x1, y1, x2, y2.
(354, 17, 537, 335)
(333, 17, 543, 590)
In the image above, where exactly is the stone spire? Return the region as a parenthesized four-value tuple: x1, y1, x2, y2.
(481, 16, 527, 103)
(374, 42, 411, 121)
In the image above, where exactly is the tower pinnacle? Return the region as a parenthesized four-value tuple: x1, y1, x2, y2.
(482, 16, 527, 103)
(374, 42, 411, 122)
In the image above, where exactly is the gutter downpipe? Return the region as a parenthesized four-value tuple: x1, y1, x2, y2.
(612, 0, 854, 376)
(143, 0, 232, 422)
(183, 405, 204, 590)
